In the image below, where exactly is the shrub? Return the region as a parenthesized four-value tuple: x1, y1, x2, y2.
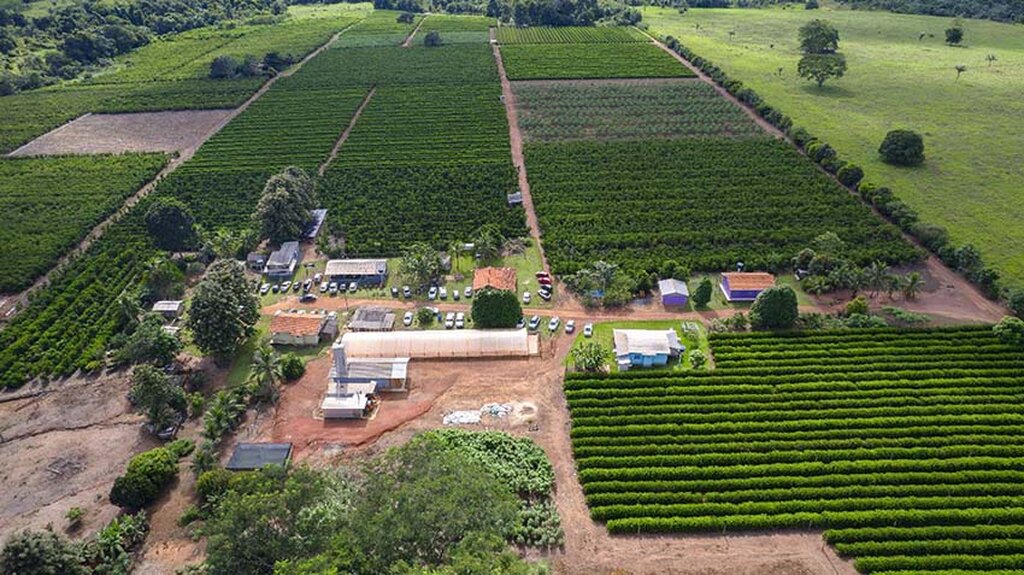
(879, 130, 924, 166)
(1, 530, 86, 575)
(423, 31, 442, 47)
(689, 349, 708, 369)
(1008, 289, 1024, 319)
(109, 446, 181, 510)
(909, 222, 950, 252)
(836, 164, 864, 187)
(471, 287, 522, 328)
(993, 316, 1024, 347)
(167, 438, 195, 458)
(845, 296, 869, 316)
(280, 354, 305, 381)
(750, 286, 799, 330)
(691, 277, 713, 308)
(196, 468, 234, 508)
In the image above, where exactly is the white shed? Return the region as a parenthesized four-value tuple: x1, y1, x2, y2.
(339, 329, 537, 359)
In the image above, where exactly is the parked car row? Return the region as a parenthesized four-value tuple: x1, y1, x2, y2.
(427, 285, 472, 301)
(524, 271, 554, 304)
(523, 314, 592, 337)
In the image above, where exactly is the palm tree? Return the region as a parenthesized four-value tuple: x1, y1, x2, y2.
(248, 344, 282, 404)
(865, 261, 889, 298)
(902, 272, 925, 301)
(448, 239, 463, 275)
(116, 292, 141, 333)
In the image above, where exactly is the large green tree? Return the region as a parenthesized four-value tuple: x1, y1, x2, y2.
(248, 344, 283, 404)
(115, 313, 182, 366)
(130, 363, 185, 432)
(1, 530, 86, 575)
(798, 19, 840, 54)
(750, 285, 799, 329)
(400, 243, 444, 289)
(691, 277, 713, 308)
(186, 260, 260, 359)
(470, 287, 522, 328)
(798, 53, 847, 87)
(797, 19, 846, 87)
(571, 341, 607, 373)
(472, 223, 506, 262)
(145, 197, 197, 252)
(253, 167, 316, 245)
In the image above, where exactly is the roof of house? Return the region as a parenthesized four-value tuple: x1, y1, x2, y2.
(722, 272, 776, 291)
(658, 278, 689, 297)
(247, 252, 266, 262)
(225, 443, 293, 471)
(270, 312, 326, 337)
(342, 358, 410, 381)
(325, 258, 388, 277)
(472, 267, 517, 292)
(341, 329, 534, 358)
(348, 306, 396, 331)
(303, 209, 327, 240)
(613, 329, 683, 357)
(152, 300, 184, 312)
(267, 241, 300, 267)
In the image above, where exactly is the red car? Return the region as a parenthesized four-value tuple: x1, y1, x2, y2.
(538, 277, 553, 286)
(535, 271, 551, 280)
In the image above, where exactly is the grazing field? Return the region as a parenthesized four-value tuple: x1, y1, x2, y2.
(318, 43, 524, 255)
(496, 26, 647, 44)
(525, 138, 919, 275)
(513, 79, 763, 141)
(0, 154, 167, 293)
(565, 325, 1024, 574)
(500, 43, 695, 80)
(646, 7, 1024, 287)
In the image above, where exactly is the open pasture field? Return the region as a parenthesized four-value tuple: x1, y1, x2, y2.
(513, 78, 763, 141)
(496, 25, 646, 44)
(501, 43, 694, 80)
(0, 154, 166, 294)
(9, 109, 233, 157)
(525, 138, 919, 275)
(566, 325, 1024, 573)
(647, 7, 1024, 287)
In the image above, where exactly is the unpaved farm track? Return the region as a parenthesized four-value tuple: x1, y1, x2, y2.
(0, 23, 356, 320)
(402, 16, 427, 47)
(492, 28, 550, 275)
(318, 86, 377, 176)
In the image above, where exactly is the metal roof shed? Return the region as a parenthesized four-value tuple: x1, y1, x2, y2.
(225, 443, 293, 471)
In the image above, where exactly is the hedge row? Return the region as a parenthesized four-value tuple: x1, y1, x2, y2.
(825, 524, 1024, 544)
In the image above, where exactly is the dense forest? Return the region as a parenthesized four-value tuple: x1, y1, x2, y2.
(836, 0, 1024, 23)
(370, 0, 642, 26)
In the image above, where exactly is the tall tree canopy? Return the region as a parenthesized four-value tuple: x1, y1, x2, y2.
(186, 260, 260, 359)
(253, 167, 317, 246)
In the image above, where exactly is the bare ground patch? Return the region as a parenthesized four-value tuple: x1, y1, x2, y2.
(9, 110, 234, 157)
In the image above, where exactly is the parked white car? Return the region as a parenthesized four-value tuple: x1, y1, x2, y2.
(464, 286, 473, 298)
(548, 316, 561, 331)
(428, 286, 438, 300)
(455, 312, 465, 329)
(348, 282, 358, 293)
(528, 315, 541, 330)
(444, 312, 455, 329)
(328, 282, 338, 294)
(319, 281, 329, 293)
(403, 311, 414, 327)
(260, 283, 270, 295)
(565, 319, 575, 334)
(522, 291, 531, 304)
(583, 323, 594, 338)
(439, 286, 448, 300)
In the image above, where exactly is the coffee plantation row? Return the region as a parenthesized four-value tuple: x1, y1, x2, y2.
(513, 79, 763, 142)
(496, 25, 647, 44)
(525, 138, 921, 275)
(565, 325, 1024, 574)
(500, 43, 694, 80)
(0, 154, 167, 293)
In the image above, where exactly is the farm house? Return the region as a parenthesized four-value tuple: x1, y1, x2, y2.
(325, 258, 388, 287)
(658, 279, 689, 306)
(613, 329, 684, 371)
(340, 329, 538, 359)
(269, 311, 337, 346)
(720, 272, 776, 302)
(264, 241, 301, 280)
(472, 267, 517, 292)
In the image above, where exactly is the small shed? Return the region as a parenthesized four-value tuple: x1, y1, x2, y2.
(303, 209, 328, 241)
(324, 258, 388, 287)
(720, 272, 776, 302)
(348, 306, 396, 332)
(246, 252, 267, 271)
(472, 267, 517, 293)
(658, 279, 689, 306)
(613, 329, 684, 371)
(152, 300, 184, 320)
(264, 241, 301, 280)
(321, 381, 377, 419)
(225, 443, 293, 471)
(269, 311, 333, 346)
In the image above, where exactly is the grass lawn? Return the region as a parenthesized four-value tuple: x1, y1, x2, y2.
(224, 316, 333, 388)
(566, 319, 709, 373)
(646, 6, 1024, 287)
(685, 273, 813, 311)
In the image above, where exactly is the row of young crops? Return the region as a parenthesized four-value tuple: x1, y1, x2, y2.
(513, 79, 763, 142)
(0, 154, 167, 293)
(417, 14, 494, 45)
(501, 43, 694, 80)
(565, 325, 1024, 574)
(496, 25, 647, 44)
(525, 138, 920, 275)
(333, 9, 421, 48)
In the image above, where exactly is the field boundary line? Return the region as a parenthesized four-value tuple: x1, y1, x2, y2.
(0, 21, 360, 322)
(491, 27, 550, 275)
(318, 85, 377, 176)
(402, 15, 428, 48)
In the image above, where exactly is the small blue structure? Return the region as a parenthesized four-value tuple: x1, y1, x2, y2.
(613, 329, 684, 371)
(303, 209, 328, 241)
(720, 272, 775, 302)
(658, 278, 690, 306)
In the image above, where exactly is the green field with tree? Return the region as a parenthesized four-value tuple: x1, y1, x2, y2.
(646, 7, 1024, 287)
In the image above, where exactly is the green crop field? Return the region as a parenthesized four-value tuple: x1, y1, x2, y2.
(566, 325, 1024, 573)
(500, 43, 695, 80)
(417, 14, 493, 44)
(513, 78, 763, 141)
(526, 138, 919, 275)
(646, 7, 1024, 287)
(0, 154, 167, 293)
(333, 9, 421, 47)
(496, 26, 647, 44)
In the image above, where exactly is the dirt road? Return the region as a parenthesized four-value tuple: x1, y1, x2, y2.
(318, 86, 377, 176)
